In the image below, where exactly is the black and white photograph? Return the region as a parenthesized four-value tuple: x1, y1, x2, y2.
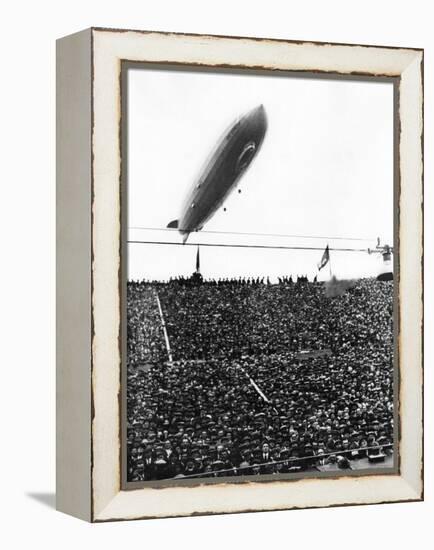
(124, 65, 396, 484)
(2, 0, 428, 540)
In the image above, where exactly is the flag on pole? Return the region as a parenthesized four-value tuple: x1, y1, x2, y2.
(317, 245, 330, 271)
(195, 245, 200, 273)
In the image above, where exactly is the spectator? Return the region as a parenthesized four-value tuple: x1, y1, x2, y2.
(127, 277, 393, 481)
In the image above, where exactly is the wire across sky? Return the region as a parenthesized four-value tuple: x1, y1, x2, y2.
(128, 240, 369, 253)
(129, 225, 377, 242)
(128, 226, 377, 253)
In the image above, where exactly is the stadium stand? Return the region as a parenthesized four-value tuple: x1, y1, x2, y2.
(126, 278, 394, 481)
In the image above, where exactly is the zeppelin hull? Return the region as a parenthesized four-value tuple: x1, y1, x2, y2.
(172, 105, 267, 241)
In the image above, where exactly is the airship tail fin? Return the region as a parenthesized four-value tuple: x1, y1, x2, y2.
(167, 219, 179, 229)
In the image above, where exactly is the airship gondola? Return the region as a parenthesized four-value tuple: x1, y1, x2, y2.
(167, 104, 268, 243)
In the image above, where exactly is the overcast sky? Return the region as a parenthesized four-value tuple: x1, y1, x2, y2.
(127, 66, 393, 282)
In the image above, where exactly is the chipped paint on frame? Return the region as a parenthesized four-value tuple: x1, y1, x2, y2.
(89, 27, 423, 522)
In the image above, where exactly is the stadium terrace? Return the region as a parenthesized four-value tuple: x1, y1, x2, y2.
(126, 277, 394, 482)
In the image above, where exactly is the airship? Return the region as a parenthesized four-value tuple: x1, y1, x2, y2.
(167, 104, 268, 243)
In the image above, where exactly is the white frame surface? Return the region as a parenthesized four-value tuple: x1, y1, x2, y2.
(56, 27, 423, 522)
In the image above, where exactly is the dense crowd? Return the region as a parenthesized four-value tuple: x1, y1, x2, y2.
(157, 278, 392, 360)
(126, 278, 394, 481)
(127, 285, 167, 364)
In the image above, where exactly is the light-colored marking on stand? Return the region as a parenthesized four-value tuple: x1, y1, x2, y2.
(238, 366, 270, 403)
(154, 290, 173, 362)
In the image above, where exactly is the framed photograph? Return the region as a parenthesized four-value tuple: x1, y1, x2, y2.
(56, 27, 423, 522)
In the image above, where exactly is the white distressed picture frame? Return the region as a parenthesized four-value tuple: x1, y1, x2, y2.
(56, 28, 423, 522)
